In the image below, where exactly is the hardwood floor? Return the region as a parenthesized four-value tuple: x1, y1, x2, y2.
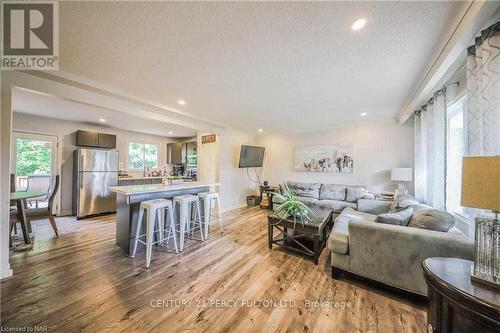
(1, 206, 426, 332)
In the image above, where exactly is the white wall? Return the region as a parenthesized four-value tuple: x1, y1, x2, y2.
(256, 121, 415, 195)
(12, 113, 179, 215)
(219, 129, 258, 211)
(197, 129, 258, 212)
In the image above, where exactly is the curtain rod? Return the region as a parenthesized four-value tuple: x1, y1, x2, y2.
(414, 81, 459, 116)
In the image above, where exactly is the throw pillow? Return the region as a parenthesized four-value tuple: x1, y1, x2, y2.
(408, 209, 455, 232)
(346, 186, 367, 203)
(390, 193, 419, 212)
(319, 184, 347, 201)
(376, 207, 414, 226)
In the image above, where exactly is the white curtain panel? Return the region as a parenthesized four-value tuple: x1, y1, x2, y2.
(466, 22, 500, 156)
(414, 92, 447, 210)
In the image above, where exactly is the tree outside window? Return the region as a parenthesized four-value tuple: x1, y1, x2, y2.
(16, 139, 52, 176)
(128, 142, 158, 169)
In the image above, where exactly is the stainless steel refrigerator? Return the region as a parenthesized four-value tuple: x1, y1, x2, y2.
(73, 148, 118, 219)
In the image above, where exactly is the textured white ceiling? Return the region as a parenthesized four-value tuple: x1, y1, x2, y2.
(12, 88, 197, 138)
(59, 1, 468, 134)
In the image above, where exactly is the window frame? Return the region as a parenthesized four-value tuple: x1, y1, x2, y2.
(126, 141, 160, 171)
(445, 94, 472, 232)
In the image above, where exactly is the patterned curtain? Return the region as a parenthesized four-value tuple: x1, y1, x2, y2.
(414, 92, 447, 210)
(466, 22, 500, 156)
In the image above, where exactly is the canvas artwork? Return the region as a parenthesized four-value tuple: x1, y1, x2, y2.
(294, 144, 353, 173)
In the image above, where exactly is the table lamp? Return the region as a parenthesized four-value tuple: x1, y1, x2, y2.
(391, 168, 412, 195)
(461, 156, 500, 289)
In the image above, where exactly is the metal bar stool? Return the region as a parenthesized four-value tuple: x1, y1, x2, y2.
(198, 192, 223, 239)
(131, 198, 178, 268)
(173, 194, 204, 251)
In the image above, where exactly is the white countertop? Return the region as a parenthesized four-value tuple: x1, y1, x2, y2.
(108, 181, 220, 195)
(118, 176, 163, 180)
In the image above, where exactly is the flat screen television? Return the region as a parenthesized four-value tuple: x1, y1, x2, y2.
(239, 145, 265, 168)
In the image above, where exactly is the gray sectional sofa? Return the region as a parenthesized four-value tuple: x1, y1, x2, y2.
(329, 199, 474, 295)
(272, 181, 375, 211)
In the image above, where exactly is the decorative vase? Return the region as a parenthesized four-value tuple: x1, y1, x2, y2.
(471, 217, 500, 289)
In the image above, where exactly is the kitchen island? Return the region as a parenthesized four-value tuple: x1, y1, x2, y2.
(108, 181, 220, 254)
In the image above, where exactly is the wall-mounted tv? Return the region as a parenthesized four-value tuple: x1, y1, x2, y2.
(238, 145, 265, 168)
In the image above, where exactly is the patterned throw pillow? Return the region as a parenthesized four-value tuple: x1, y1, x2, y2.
(377, 207, 414, 226)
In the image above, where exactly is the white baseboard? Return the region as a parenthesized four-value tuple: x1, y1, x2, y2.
(1, 264, 13, 280)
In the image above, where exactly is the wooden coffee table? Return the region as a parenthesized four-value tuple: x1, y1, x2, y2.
(268, 206, 334, 265)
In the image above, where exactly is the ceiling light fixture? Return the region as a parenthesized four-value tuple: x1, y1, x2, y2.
(351, 18, 366, 31)
(178, 100, 186, 105)
(98, 118, 107, 122)
(168, 131, 174, 135)
(258, 129, 263, 133)
(360, 112, 367, 117)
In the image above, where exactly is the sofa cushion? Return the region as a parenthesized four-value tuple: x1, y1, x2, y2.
(376, 207, 414, 226)
(317, 199, 356, 210)
(329, 207, 377, 255)
(319, 184, 347, 201)
(334, 207, 378, 225)
(287, 181, 321, 199)
(346, 186, 368, 203)
(329, 218, 350, 255)
(296, 196, 320, 205)
(408, 208, 455, 232)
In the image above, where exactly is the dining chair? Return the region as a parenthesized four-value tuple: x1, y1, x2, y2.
(10, 174, 18, 235)
(25, 175, 60, 237)
(26, 175, 51, 208)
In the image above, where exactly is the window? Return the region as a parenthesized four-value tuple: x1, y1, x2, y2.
(128, 142, 159, 170)
(446, 96, 466, 215)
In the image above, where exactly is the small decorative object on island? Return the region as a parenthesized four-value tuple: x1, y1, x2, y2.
(461, 156, 500, 289)
(391, 168, 412, 196)
(294, 144, 353, 173)
(273, 184, 314, 228)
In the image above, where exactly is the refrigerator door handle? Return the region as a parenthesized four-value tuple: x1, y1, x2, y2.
(80, 173, 84, 190)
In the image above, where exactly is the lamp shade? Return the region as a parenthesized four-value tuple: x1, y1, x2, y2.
(391, 168, 413, 182)
(461, 156, 500, 212)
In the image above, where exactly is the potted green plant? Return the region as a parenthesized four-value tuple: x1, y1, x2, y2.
(273, 183, 315, 227)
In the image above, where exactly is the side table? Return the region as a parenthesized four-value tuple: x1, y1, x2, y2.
(422, 257, 499, 333)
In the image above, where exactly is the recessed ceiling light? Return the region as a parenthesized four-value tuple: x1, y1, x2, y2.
(360, 112, 367, 117)
(98, 118, 106, 122)
(178, 100, 186, 105)
(258, 129, 263, 133)
(351, 18, 366, 31)
(168, 131, 173, 135)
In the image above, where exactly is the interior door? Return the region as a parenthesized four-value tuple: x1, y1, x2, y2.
(11, 131, 60, 214)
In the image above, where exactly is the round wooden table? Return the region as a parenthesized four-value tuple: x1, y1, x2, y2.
(422, 257, 500, 333)
(10, 191, 45, 244)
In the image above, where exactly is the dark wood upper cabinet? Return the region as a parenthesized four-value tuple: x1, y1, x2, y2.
(76, 130, 116, 149)
(76, 130, 99, 147)
(98, 133, 116, 149)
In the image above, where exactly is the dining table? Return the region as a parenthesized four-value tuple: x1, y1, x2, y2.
(10, 191, 45, 244)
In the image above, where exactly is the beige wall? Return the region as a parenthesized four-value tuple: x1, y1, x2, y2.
(255, 121, 415, 195)
(12, 113, 180, 215)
